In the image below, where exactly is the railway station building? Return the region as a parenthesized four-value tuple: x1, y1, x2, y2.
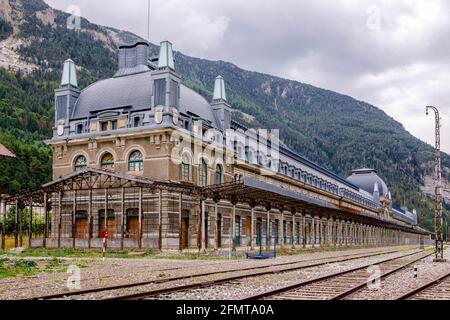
(1, 37, 430, 252)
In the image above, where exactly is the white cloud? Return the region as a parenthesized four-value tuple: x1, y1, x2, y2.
(44, 0, 450, 153)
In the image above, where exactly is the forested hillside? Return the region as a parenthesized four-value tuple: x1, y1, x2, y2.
(0, 0, 448, 231)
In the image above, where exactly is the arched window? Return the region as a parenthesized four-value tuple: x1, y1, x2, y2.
(181, 154, 191, 181)
(198, 158, 208, 187)
(128, 150, 143, 172)
(215, 164, 223, 185)
(74, 155, 87, 171)
(100, 153, 114, 170)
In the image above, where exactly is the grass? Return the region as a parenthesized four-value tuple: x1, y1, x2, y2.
(5, 244, 432, 262)
(0, 258, 39, 279)
(10, 248, 244, 261)
(44, 258, 67, 273)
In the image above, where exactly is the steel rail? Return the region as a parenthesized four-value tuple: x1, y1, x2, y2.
(396, 270, 450, 300)
(108, 249, 423, 300)
(330, 252, 434, 300)
(25, 247, 403, 300)
(243, 250, 428, 300)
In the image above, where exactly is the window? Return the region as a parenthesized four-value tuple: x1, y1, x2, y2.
(133, 117, 141, 128)
(247, 149, 254, 163)
(101, 153, 114, 170)
(74, 155, 87, 171)
(154, 79, 166, 106)
(181, 154, 191, 181)
(215, 164, 222, 185)
(198, 158, 208, 187)
(101, 122, 108, 131)
(111, 120, 117, 130)
(170, 79, 179, 108)
(76, 124, 84, 134)
(128, 150, 143, 172)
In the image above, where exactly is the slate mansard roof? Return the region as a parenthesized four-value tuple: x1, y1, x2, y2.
(346, 168, 389, 197)
(71, 70, 217, 125)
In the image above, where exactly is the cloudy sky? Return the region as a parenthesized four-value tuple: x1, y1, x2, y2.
(45, 0, 450, 153)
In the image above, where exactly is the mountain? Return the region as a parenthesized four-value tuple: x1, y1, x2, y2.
(0, 0, 449, 231)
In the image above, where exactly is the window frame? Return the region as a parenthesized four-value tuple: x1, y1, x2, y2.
(128, 150, 144, 172)
(74, 155, 87, 171)
(198, 158, 208, 187)
(215, 164, 223, 185)
(100, 152, 114, 170)
(180, 154, 191, 181)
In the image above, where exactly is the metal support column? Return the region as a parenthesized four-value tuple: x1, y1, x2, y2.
(250, 205, 255, 250)
(28, 203, 33, 248)
(57, 192, 62, 249)
(139, 187, 144, 250)
(179, 193, 183, 252)
(201, 198, 206, 252)
(158, 189, 162, 251)
(72, 191, 76, 249)
(1, 200, 6, 250)
(87, 189, 92, 249)
(43, 193, 48, 248)
(120, 187, 125, 251)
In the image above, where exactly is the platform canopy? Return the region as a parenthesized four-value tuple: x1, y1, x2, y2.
(203, 177, 426, 234)
(3, 168, 201, 206)
(3, 168, 427, 235)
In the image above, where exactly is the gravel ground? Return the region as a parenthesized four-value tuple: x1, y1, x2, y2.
(153, 250, 425, 300)
(346, 249, 450, 300)
(0, 246, 419, 300)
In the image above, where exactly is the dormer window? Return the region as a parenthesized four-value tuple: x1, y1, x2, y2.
(100, 120, 118, 131)
(133, 116, 141, 128)
(76, 124, 84, 134)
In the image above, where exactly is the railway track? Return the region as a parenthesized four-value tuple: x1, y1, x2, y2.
(107, 248, 425, 300)
(396, 270, 450, 300)
(26, 247, 411, 300)
(242, 250, 432, 300)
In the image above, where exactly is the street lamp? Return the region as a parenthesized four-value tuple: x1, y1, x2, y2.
(426, 106, 446, 262)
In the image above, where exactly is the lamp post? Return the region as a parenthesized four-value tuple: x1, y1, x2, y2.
(426, 106, 446, 262)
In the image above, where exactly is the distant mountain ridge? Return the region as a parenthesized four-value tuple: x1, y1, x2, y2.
(0, 0, 448, 230)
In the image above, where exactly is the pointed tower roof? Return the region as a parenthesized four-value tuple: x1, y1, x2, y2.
(213, 75, 227, 101)
(158, 40, 175, 69)
(61, 59, 78, 87)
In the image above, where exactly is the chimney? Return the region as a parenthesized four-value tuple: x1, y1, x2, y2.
(211, 75, 232, 131)
(115, 40, 150, 77)
(54, 59, 80, 138)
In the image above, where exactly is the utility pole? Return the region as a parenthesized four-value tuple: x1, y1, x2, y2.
(426, 106, 446, 262)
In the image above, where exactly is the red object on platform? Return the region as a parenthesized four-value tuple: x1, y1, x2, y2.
(100, 231, 109, 239)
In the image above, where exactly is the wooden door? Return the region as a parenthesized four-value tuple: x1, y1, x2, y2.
(181, 217, 189, 249)
(217, 214, 222, 248)
(127, 217, 140, 239)
(75, 219, 88, 239)
(245, 216, 251, 238)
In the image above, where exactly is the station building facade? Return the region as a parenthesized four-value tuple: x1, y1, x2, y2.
(35, 37, 429, 251)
